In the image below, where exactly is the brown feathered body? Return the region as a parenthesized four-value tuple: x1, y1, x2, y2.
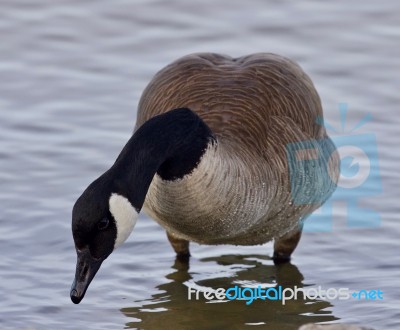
(135, 53, 339, 245)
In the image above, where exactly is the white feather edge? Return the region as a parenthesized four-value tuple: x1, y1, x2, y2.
(109, 193, 138, 249)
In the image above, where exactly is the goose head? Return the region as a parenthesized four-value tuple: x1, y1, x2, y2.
(70, 174, 139, 304)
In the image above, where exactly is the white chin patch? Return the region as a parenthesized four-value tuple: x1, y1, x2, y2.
(109, 193, 138, 249)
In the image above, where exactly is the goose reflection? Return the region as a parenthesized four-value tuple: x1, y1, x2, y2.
(121, 255, 337, 329)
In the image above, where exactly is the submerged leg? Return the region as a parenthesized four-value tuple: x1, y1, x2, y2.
(166, 231, 190, 261)
(273, 225, 303, 264)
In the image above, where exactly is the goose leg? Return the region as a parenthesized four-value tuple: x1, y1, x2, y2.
(273, 225, 303, 264)
(166, 231, 190, 261)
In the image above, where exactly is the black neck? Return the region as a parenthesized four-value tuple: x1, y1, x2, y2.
(108, 108, 214, 211)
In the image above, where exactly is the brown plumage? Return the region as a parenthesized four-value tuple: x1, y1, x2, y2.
(136, 53, 339, 259)
(137, 52, 325, 142)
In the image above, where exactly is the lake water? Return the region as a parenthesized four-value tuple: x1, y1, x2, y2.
(0, 1, 399, 329)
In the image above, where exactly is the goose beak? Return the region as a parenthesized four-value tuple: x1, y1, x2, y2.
(70, 248, 103, 304)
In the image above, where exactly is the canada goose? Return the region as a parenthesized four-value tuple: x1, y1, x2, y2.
(70, 53, 339, 304)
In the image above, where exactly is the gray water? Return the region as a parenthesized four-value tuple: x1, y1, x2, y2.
(0, 1, 399, 329)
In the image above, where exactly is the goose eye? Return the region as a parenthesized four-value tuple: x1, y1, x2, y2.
(97, 218, 109, 230)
